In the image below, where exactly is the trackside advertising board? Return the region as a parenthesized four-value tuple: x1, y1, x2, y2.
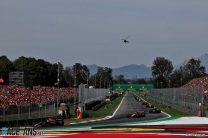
(112, 84, 153, 91)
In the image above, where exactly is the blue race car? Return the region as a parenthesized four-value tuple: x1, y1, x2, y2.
(149, 108, 161, 113)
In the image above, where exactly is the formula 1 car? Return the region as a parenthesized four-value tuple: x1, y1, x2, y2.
(33, 117, 64, 127)
(127, 110, 146, 118)
(149, 108, 161, 113)
(45, 117, 64, 126)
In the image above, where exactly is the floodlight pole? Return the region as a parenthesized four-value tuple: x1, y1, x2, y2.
(87, 76, 89, 87)
(74, 66, 77, 114)
(82, 70, 89, 86)
(57, 62, 60, 88)
(57, 62, 60, 115)
(169, 80, 171, 88)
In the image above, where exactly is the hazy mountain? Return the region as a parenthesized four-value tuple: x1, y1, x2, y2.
(112, 64, 152, 79)
(87, 64, 152, 79)
(88, 54, 208, 79)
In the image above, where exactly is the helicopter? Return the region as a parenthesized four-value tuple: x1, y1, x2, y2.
(121, 36, 129, 43)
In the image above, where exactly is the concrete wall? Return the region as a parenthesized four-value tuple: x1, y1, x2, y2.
(78, 84, 110, 112)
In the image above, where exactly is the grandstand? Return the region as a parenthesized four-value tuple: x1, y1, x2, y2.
(182, 76, 208, 116)
(0, 84, 112, 126)
(0, 85, 76, 108)
(0, 85, 76, 124)
(183, 76, 208, 96)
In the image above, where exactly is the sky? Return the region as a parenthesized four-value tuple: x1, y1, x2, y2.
(1, 0, 208, 68)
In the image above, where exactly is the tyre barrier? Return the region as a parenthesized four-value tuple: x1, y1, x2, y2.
(85, 100, 101, 110)
(92, 101, 107, 111)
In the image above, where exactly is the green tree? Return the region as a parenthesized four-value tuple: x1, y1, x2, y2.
(63, 67, 74, 87)
(151, 57, 173, 88)
(184, 58, 206, 79)
(89, 75, 97, 87)
(170, 67, 184, 87)
(94, 67, 113, 88)
(0, 56, 14, 84)
(169, 58, 206, 88)
(13, 56, 67, 87)
(72, 63, 90, 87)
(13, 56, 37, 86)
(114, 74, 128, 84)
(36, 59, 52, 86)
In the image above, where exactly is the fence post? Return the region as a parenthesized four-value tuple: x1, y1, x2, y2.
(3, 107, 5, 120)
(201, 86, 204, 117)
(18, 106, 20, 120)
(39, 104, 40, 118)
(45, 104, 46, 117)
(28, 105, 31, 118)
(54, 102, 56, 116)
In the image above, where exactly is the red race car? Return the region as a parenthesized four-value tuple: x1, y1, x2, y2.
(33, 117, 64, 127)
(127, 111, 146, 118)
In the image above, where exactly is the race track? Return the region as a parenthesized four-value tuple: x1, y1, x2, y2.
(61, 92, 168, 128)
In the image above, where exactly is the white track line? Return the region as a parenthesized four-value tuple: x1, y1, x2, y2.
(111, 92, 127, 118)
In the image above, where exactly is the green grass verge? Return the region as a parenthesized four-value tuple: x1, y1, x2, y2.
(134, 92, 189, 116)
(64, 96, 124, 123)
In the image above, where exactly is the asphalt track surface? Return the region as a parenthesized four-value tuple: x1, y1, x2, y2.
(60, 92, 168, 128)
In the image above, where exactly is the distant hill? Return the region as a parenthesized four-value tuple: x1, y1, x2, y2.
(87, 64, 152, 79)
(87, 53, 208, 79)
(112, 64, 152, 79)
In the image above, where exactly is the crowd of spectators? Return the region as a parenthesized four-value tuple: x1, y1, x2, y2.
(183, 76, 208, 113)
(183, 76, 208, 96)
(0, 85, 76, 108)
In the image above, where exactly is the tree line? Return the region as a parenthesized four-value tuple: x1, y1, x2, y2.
(101, 57, 207, 88)
(0, 55, 206, 88)
(151, 57, 207, 88)
(0, 56, 113, 88)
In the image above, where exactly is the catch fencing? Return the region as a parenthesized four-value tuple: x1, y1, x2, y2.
(78, 84, 110, 112)
(0, 98, 73, 122)
(147, 87, 203, 115)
